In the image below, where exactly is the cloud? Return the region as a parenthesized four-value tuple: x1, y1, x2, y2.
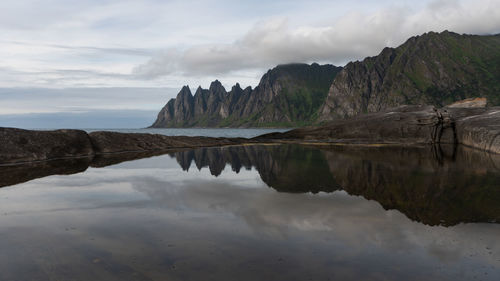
(134, 0, 500, 78)
(0, 87, 177, 115)
(132, 49, 182, 78)
(1, 40, 156, 57)
(0, 109, 158, 129)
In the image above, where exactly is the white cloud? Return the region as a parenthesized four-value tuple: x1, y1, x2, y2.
(134, 0, 500, 79)
(0, 87, 178, 115)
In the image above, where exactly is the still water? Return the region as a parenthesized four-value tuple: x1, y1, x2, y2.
(84, 128, 291, 138)
(0, 144, 499, 281)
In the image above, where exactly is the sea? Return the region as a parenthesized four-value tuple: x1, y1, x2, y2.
(83, 128, 292, 138)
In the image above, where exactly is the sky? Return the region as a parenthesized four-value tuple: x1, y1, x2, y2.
(1, 0, 500, 128)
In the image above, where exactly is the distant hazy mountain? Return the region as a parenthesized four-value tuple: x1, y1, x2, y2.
(152, 31, 500, 127)
(150, 63, 341, 127)
(319, 31, 500, 120)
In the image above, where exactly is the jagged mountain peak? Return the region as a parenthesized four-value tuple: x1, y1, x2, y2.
(151, 63, 341, 127)
(231, 83, 243, 93)
(209, 80, 226, 94)
(179, 85, 192, 97)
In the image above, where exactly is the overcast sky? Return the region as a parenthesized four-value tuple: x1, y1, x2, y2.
(1, 0, 500, 128)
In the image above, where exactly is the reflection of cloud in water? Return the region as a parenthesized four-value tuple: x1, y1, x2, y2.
(8, 151, 500, 269)
(1, 145, 499, 280)
(131, 176, 500, 265)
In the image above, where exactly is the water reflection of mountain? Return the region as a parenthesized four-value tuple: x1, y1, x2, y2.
(171, 144, 500, 226)
(170, 145, 339, 193)
(1, 143, 499, 226)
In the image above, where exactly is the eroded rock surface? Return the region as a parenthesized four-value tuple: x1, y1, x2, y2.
(449, 107, 500, 154)
(89, 131, 245, 154)
(0, 128, 94, 165)
(0, 128, 247, 165)
(257, 106, 500, 154)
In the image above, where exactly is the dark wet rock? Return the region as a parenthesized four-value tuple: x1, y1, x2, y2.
(0, 127, 93, 165)
(448, 107, 500, 154)
(0, 128, 248, 165)
(257, 105, 450, 144)
(257, 106, 500, 154)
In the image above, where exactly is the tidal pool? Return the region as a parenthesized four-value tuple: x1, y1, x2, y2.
(0, 144, 499, 280)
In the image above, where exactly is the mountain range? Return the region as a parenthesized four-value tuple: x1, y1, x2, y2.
(151, 31, 500, 128)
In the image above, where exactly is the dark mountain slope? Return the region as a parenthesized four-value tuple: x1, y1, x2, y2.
(319, 31, 500, 120)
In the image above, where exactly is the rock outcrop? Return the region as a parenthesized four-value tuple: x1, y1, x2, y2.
(319, 31, 500, 120)
(449, 107, 500, 154)
(258, 106, 452, 144)
(150, 63, 342, 127)
(0, 128, 248, 165)
(89, 131, 245, 154)
(1, 105, 498, 165)
(257, 106, 500, 154)
(0, 128, 94, 164)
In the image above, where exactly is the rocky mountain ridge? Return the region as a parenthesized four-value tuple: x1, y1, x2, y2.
(319, 31, 500, 120)
(152, 31, 500, 127)
(151, 63, 342, 127)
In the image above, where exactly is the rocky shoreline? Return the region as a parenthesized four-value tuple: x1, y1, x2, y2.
(0, 128, 248, 165)
(1, 106, 499, 165)
(256, 105, 500, 154)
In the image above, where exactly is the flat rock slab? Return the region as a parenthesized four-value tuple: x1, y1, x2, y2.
(0, 128, 249, 165)
(0, 128, 94, 165)
(257, 106, 500, 154)
(257, 106, 444, 144)
(89, 131, 247, 154)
